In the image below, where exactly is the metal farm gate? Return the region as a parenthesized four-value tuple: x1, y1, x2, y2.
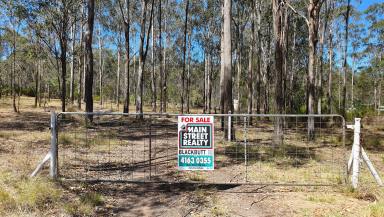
(54, 112, 346, 186)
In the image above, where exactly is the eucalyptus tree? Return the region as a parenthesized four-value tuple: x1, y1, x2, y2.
(117, 0, 132, 113)
(272, 0, 286, 144)
(0, 0, 22, 112)
(23, 0, 80, 112)
(341, 0, 351, 117)
(220, 0, 233, 139)
(84, 0, 95, 117)
(136, 0, 154, 118)
(364, 2, 384, 110)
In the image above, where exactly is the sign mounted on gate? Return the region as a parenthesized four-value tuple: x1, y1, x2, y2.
(178, 116, 214, 170)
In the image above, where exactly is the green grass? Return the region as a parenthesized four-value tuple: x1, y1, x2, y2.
(80, 192, 104, 207)
(0, 131, 13, 140)
(16, 178, 62, 210)
(307, 193, 336, 203)
(0, 186, 15, 212)
(188, 172, 206, 182)
(63, 192, 103, 217)
(364, 201, 384, 217)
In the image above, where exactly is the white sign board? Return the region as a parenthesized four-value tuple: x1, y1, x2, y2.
(178, 116, 214, 170)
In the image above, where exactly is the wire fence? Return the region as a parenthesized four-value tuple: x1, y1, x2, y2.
(55, 113, 347, 186)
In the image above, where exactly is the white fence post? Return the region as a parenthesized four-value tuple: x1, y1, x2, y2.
(347, 117, 383, 189)
(228, 111, 232, 141)
(351, 118, 361, 189)
(50, 111, 58, 179)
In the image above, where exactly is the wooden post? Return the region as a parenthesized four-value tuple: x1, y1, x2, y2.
(361, 147, 383, 186)
(351, 118, 361, 189)
(347, 118, 383, 188)
(50, 111, 58, 179)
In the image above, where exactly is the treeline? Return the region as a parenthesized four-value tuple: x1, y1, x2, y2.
(0, 0, 383, 121)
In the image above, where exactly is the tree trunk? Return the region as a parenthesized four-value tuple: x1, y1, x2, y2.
(116, 42, 121, 110)
(78, 19, 84, 109)
(342, 0, 351, 117)
(247, 16, 254, 122)
(60, 41, 67, 112)
(70, 22, 76, 105)
(136, 0, 154, 118)
(204, 53, 207, 113)
(307, 0, 322, 140)
(207, 52, 212, 113)
(151, 12, 156, 112)
(272, 0, 285, 144)
(162, 0, 168, 113)
(256, 0, 262, 114)
(289, 19, 296, 113)
(85, 0, 95, 119)
(186, 30, 192, 113)
(35, 62, 39, 107)
(158, 0, 163, 113)
(220, 0, 233, 140)
(121, 0, 131, 114)
(98, 22, 103, 106)
(181, 0, 190, 114)
(327, 25, 333, 113)
(12, 24, 17, 112)
(38, 60, 42, 107)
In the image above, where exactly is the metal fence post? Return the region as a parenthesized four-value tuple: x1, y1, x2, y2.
(228, 111, 232, 141)
(50, 111, 58, 179)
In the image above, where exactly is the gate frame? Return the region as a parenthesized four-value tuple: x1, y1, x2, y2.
(47, 112, 347, 186)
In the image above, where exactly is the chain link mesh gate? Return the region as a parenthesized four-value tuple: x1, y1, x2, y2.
(56, 113, 346, 186)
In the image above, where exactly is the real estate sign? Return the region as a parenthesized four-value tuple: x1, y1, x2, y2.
(178, 116, 214, 170)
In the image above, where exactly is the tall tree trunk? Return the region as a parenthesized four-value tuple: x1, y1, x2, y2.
(342, 0, 351, 117)
(289, 19, 296, 113)
(327, 25, 333, 113)
(59, 6, 70, 112)
(116, 41, 121, 110)
(220, 0, 233, 139)
(247, 14, 254, 122)
(151, 12, 156, 112)
(85, 0, 95, 119)
(70, 22, 76, 105)
(351, 55, 355, 107)
(272, 0, 285, 144)
(158, 0, 163, 113)
(35, 62, 39, 107)
(98, 21, 103, 106)
(186, 30, 192, 113)
(38, 59, 42, 107)
(207, 52, 212, 113)
(181, 0, 190, 113)
(203, 52, 207, 113)
(162, 0, 168, 113)
(78, 18, 84, 109)
(60, 41, 67, 112)
(307, 0, 322, 140)
(136, 0, 154, 118)
(255, 0, 262, 114)
(12, 23, 17, 112)
(119, 0, 131, 114)
(317, 22, 325, 114)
